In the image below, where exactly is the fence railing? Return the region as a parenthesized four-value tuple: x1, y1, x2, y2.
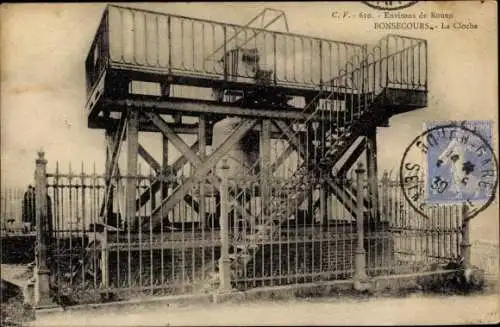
(1, 187, 24, 232)
(11, 152, 481, 307)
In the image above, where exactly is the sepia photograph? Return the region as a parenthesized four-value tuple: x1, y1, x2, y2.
(1, 1, 498, 326)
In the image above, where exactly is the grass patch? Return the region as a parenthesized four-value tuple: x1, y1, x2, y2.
(1, 293, 35, 326)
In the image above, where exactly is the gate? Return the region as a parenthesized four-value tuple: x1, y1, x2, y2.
(28, 151, 473, 306)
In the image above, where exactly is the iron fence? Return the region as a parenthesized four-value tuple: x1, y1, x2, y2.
(1, 187, 26, 233)
(1, 187, 37, 264)
(15, 154, 474, 305)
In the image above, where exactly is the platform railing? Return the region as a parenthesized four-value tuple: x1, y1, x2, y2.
(85, 8, 109, 96)
(84, 7, 427, 110)
(84, 5, 365, 103)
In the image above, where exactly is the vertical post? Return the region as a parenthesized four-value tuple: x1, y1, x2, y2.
(365, 127, 379, 223)
(104, 130, 114, 217)
(199, 116, 206, 230)
(460, 203, 471, 268)
(219, 159, 232, 292)
(273, 34, 277, 85)
(260, 120, 271, 219)
(161, 135, 169, 200)
(126, 109, 139, 230)
(223, 26, 227, 81)
(326, 190, 333, 223)
(354, 163, 369, 290)
(381, 170, 389, 221)
(100, 233, 109, 290)
(34, 151, 54, 308)
(362, 44, 368, 113)
(307, 191, 314, 224)
(319, 182, 326, 225)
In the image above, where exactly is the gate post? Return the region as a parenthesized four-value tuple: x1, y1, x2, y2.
(353, 163, 370, 291)
(460, 203, 471, 268)
(34, 151, 54, 308)
(219, 160, 232, 292)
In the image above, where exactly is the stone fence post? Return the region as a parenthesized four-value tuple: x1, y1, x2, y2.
(219, 159, 231, 291)
(354, 163, 369, 290)
(34, 151, 54, 308)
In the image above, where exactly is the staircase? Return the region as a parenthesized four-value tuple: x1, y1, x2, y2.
(226, 35, 428, 280)
(228, 93, 374, 279)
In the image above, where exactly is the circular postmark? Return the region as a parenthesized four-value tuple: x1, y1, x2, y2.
(363, 1, 418, 11)
(399, 122, 498, 220)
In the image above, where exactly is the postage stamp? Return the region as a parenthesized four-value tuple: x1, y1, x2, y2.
(400, 121, 498, 220)
(424, 120, 494, 204)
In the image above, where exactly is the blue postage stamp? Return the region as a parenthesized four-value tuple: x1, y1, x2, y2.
(424, 120, 494, 204)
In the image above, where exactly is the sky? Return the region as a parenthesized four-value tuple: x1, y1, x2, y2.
(1, 2, 498, 239)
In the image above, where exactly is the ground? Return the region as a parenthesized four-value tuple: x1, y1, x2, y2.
(28, 292, 500, 326)
(2, 262, 499, 326)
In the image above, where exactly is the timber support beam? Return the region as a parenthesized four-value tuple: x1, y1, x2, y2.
(145, 118, 258, 229)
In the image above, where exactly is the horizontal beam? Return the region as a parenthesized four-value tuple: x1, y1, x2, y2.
(102, 97, 335, 122)
(91, 116, 311, 139)
(89, 116, 201, 134)
(106, 67, 355, 100)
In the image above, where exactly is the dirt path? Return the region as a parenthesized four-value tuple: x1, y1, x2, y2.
(31, 293, 499, 326)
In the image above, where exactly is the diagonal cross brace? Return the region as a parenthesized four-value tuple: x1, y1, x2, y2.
(138, 143, 162, 174)
(137, 143, 202, 213)
(269, 144, 295, 173)
(144, 112, 254, 221)
(144, 118, 258, 229)
(144, 112, 221, 189)
(136, 141, 199, 210)
(272, 120, 307, 160)
(273, 119, 359, 215)
(145, 113, 204, 169)
(100, 115, 127, 218)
